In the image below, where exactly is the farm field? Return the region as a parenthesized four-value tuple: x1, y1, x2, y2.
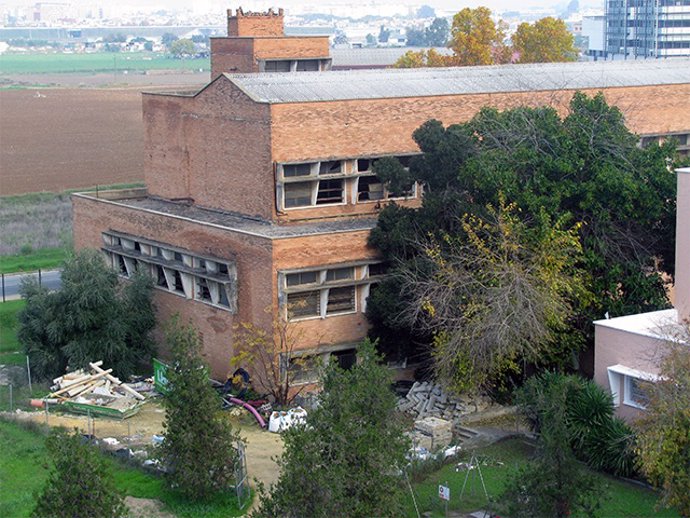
(1, 88, 146, 195)
(0, 52, 209, 75)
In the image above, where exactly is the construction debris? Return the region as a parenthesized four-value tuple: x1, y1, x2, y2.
(396, 381, 492, 424)
(36, 361, 147, 419)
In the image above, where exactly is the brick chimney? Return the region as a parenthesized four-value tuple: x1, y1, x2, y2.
(227, 7, 285, 37)
(676, 167, 690, 323)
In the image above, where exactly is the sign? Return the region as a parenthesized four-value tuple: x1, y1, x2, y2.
(439, 484, 450, 501)
(153, 358, 170, 395)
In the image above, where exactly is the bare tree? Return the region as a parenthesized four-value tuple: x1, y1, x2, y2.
(394, 199, 582, 389)
(231, 306, 320, 406)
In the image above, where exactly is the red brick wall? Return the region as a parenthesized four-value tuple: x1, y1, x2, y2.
(273, 230, 379, 350)
(228, 13, 284, 37)
(210, 38, 256, 77)
(143, 79, 274, 219)
(269, 84, 690, 161)
(72, 193, 275, 379)
(252, 37, 330, 60)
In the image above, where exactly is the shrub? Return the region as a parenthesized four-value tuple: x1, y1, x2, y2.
(32, 429, 127, 518)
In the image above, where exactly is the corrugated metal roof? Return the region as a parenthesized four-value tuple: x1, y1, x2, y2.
(224, 59, 690, 104)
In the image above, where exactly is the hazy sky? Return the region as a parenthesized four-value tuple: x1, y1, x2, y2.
(4, 0, 605, 13)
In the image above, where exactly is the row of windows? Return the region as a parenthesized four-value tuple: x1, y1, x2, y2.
(640, 132, 690, 155)
(102, 232, 237, 313)
(277, 156, 418, 210)
(262, 59, 325, 72)
(280, 263, 386, 321)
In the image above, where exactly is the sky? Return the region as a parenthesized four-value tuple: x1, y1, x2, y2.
(4, 0, 605, 14)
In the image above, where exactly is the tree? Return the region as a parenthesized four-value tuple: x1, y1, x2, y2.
(425, 17, 450, 47)
(365, 33, 377, 47)
(32, 429, 127, 518)
(18, 249, 155, 380)
(416, 5, 436, 18)
(513, 17, 578, 63)
(448, 7, 509, 66)
(367, 94, 678, 387)
(393, 199, 583, 390)
(231, 307, 316, 406)
(395, 48, 451, 68)
(157, 317, 241, 500)
(635, 342, 690, 516)
(501, 374, 604, 517)
(253, 340, 410, 518)
(405, 27, 426, 47)
(161, 32, 178, 46)
(169, 38, 195, 57)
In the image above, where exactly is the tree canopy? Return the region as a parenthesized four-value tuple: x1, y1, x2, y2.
(513, 17, 577, 63)
(18, 249, 156, 380)
(253, 340, 409, 518)
(367, 93, 678, 391)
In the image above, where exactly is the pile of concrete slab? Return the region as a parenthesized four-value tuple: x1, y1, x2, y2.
(396, 381, 491, 422)
(408, 416, 454, 451)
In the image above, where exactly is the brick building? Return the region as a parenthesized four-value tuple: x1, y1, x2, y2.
(73, 8, 690, 384)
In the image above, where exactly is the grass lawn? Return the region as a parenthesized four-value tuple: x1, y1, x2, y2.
(406, 438, 676, 518)
(0, 52, 209, 74)
(0, 418, 249, 517)
(0, 300, 24, 354)
(0, 247, 68, 274)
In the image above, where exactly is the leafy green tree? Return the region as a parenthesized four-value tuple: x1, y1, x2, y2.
(502, 374, 604, 517)
(161, 32, 178, 46)
(425, 17, 450, 47)
(169, 38, 195, 57)
(635, 342, 690, 516)
(32, 429, 127, 518)
(18, 249, 155, 380)
(157, 317, 241, 500)
(405, 27, 426, 47)
(253, 340, 410, 518)
(513, 17, 578, 63)
(367, 93, 678, 384)
(448, 7, 510, 65)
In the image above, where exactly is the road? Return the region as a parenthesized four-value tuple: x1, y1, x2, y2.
(1, 270, 61, 300)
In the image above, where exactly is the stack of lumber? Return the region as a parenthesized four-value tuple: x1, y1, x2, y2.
(41, 361, 145, 419)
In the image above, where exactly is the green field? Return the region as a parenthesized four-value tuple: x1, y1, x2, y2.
(0, 300, 25, 365)
(406, 438, 676, 517)
(0, 52, 209, 74)
(0, 247, 68, 275)
(0, 419, 249, 518)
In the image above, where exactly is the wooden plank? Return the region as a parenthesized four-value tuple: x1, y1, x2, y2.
(89, 362, 145, 400)
(49, 369, 113, 397)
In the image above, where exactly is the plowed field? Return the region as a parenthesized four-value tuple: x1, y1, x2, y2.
(1, 88, 144, 195)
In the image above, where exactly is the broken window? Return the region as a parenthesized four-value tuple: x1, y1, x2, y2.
(116, 255, 127, 276)
(286, 271, 318, 287)
(332, 348, 357, 370)
(296, 59, 319, 72)
(357, 158, 379, 173)
(357, 176, 384, 201)
(196, 278, 212, 302)
(368, 263, 387, 277)
(319, 160, 342, 175)
(288, 355, 320, 384)
(326, 286, 356, 315)
(285, 182, 313, 208)
(288, 291, 320, 318)
(316, 179, 343, 205)
(155, 265, 167, 288)
(172, 270, 185, 294)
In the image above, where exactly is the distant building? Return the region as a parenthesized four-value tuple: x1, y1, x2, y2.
(605, 0, 690, 58)
(582, 14, 606, 59)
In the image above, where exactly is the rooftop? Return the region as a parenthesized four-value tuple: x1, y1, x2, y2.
(594, 308, 686, 342)
(224, 59, 690, 104)
(74, 190, 377, 240)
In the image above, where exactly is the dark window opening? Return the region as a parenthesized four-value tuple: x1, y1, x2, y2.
(368, 263, 387, 277)
(296, 59, 319, 71)
(172, 271, 184, 294)
(174, 252, 183, 263)
(357, 176, 384, 201)
(326, 267, 353, 282)
(319, 160, 342, 175)
(316, 179, 343, 204)
(218, 263, 229, 276)
(332, 348, 357, 370)
(196, 278, 212, 302)
(326, 286, 355, 314)
(265, 60, 291, 72)
(156, 265, 167, 288)
(219, 285, 231, 307)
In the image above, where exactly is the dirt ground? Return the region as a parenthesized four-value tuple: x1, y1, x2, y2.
(13, 399, 284, 489)
(0, 74, 205, 196)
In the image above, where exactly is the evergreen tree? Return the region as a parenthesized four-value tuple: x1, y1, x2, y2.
(157, 317, 241, 500)
(253, 340, 409, 518)
(33, 430, 126, 518)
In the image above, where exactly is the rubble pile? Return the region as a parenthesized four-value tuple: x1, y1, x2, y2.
(408, 417, 453, 451)
(396, 381, 492, 423)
